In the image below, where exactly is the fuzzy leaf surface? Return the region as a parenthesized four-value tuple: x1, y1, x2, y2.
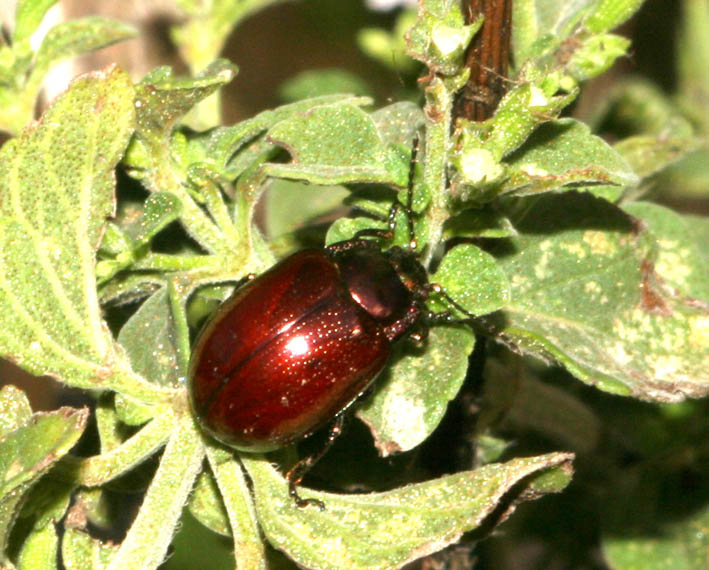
(265, 103, 406, 186)
(357, 326, 475, 455)
(0, 384, 32, 439)
(496, 193, 709, 401)
(503, 119, 638, 201)
(62, 528, 117, 570)
(432, 243, 511, 316)
(622, 202, 709, 301)
(244, 452, 573, 570)
(118, 288, 179, 388)
(32, 18, 136, 83)
(0, 407, 88, 560)
(0, 68, 161, 401)
(133, 60, 237, 149)
(12, 0, 58, 43)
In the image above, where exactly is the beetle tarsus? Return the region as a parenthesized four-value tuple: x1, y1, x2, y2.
(288, 484, 326, 511)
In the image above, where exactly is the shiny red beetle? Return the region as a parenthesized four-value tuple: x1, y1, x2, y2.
(188, 140, 469, 507)
(188, 239, 430, 454)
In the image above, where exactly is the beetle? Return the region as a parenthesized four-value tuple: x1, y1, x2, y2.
(188, 139, 471, 508)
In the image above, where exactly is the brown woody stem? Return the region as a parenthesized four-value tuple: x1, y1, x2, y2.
(453, 0, 513, 122)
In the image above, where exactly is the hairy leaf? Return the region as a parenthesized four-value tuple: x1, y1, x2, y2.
(0, 67, 163, 403)
(358, 326, 475, 455)
(243, 452, 573, 570)
(495, 193, 709, 402)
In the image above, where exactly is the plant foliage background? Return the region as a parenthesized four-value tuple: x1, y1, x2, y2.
(0, 0, 707, 569)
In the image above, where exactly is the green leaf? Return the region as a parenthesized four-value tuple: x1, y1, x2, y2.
(661, 149, 709, 200)
(206, 447, 266, 569)
(512, 0, 592, 65)
(62, 528, 117, 570)
(490, 83, 576, 159)
(603, 496, 709, 570)
(128, 90, 361, 259)
(265, 103, 404, 186)
(18, 477, 74, 529)
(264, 180, 349, 241)
(30, 18, 137, 90)
(584, 0, 645, 34)
(565, 33, 630, 81)
(98, 222, 133, 258)
(15, 523, 59, 570)
(432, 244, 511, 316)
(278, 69, 371, 102)
(444, 208, 518, 239)
(105, 415, 204, 570)
(502, 119, 639, 201)
(134, 60, 237, 150)
(1, 16, 135, 135)
(405, 0, 481, 76)
(187, 470, 230, 536)
(0, 13, 135, 135)
(480, 352, 602, 454)
(12, 0, 57, 44)
(0, 67, 164, 403)
(597, 79, 694, 138)
(118, 288, 179, 387)
(243, 452, 573, 570)
(496, 193, 709, 402)
(55, 410, 174, 487)
(357, 326, 475, 454)
(0, 408, 88, 496)
(113, 393, 156, 427)
(99, 273, 165, 308)
(622, 202, 709, 301)
(0, 384, 32, 439)
(325, 216, 387, 245)
(370, 101, 425, 147)
(0, 407, 88, 561)
(614, 135, 700, 180)
(186, 95, 371, 180)
(169, 0, 280, 129)
(163, 509, 237, 570)
(358, 9, 419, 73)
(96, 193, 183, 283)
(513, 1, 637, 84)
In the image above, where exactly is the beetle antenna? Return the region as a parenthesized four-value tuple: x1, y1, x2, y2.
(351, 133, 422, 251)
(404, 134, 420, 251)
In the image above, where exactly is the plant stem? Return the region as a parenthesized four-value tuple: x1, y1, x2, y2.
(207, 447, 267, 570)
(55, 409, 175, 486)
(422, 76, 455, 265)
(146, 147, 227, 255)
(106, 412, 205, 570)
(168, 277, 192, 376)
(454, 0, 513, 122)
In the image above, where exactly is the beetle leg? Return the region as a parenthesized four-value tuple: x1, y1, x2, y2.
(426, 282, 475, 322)
(285, 414, 346, 510)
(407, 319, 430, 344)
(326, 237, 382, 254)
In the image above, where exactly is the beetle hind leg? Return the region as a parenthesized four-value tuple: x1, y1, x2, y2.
(285, 414, 346, 510)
